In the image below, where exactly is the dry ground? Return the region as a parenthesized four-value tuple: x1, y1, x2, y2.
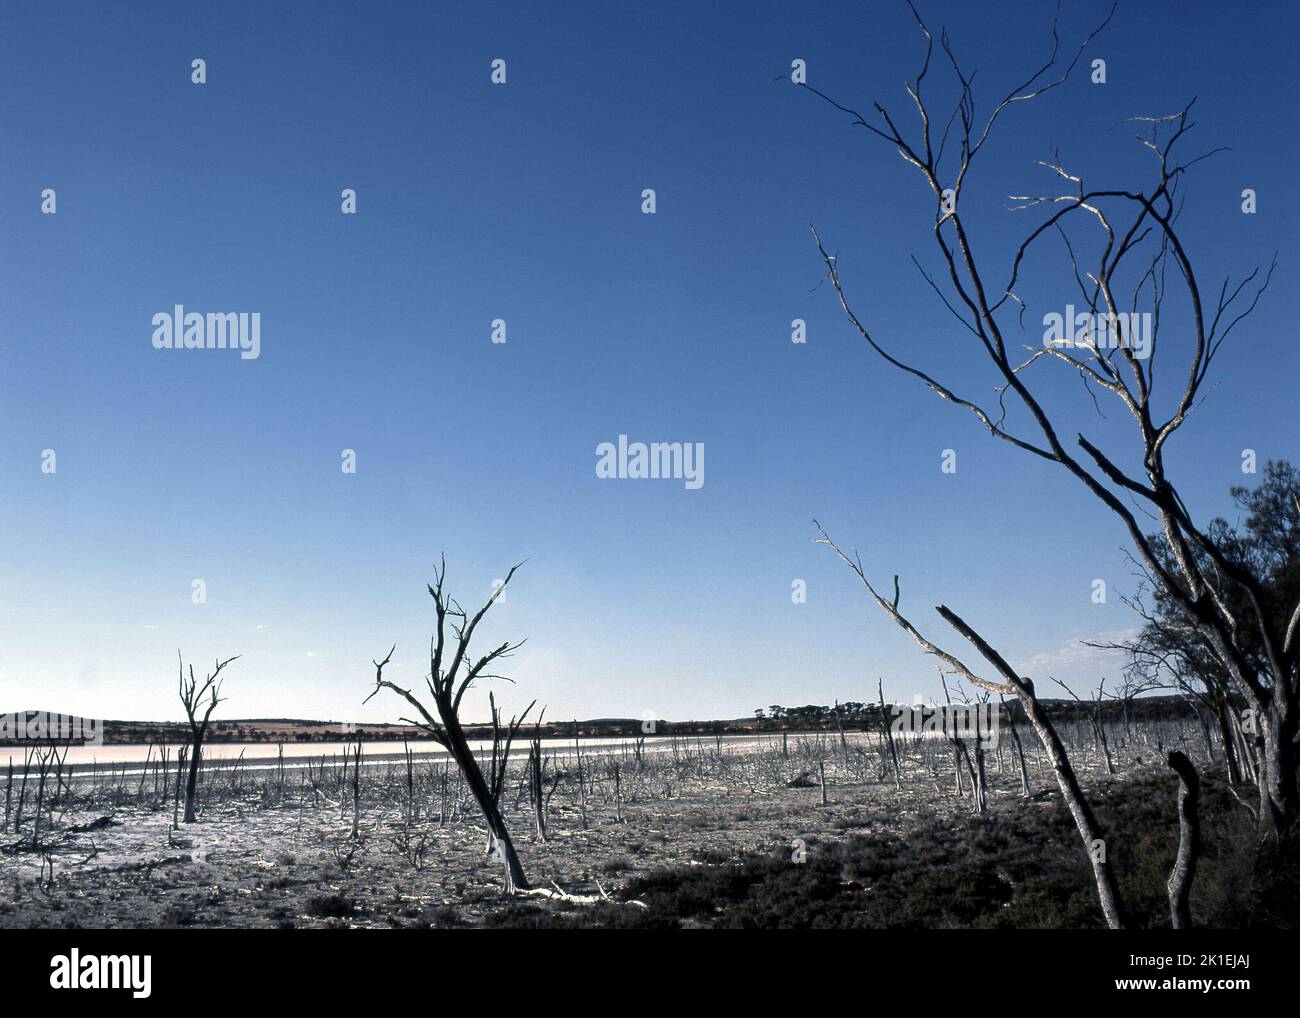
(0, 731, 1163, 928)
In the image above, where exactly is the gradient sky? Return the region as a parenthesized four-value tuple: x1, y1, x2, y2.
(1, 0, 1296, 725)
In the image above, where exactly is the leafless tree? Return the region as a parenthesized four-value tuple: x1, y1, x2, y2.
(942, 675, 990, 814)
(1053, 677, 1116, 775)
(814, 520, 1130, 927)
(877, 678, 904, 791)
(484, 690, 536, 860)
(27, 746, 64, 848)
(526, 710, 554, 842)
(1093, 625, 1254, 788)
(794, 3, 1291, 837)
(177, 653, 238, 824)
(348, 738, 362, 840)
(170, 745, 186, 840)
(1001, 693, 1032, 797)
(364, 558, 535, 892)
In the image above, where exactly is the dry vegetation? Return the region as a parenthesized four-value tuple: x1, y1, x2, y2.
(4, 705, 1286, 929)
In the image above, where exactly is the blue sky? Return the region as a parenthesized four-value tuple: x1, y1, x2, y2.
(1, 0, 1296, 724)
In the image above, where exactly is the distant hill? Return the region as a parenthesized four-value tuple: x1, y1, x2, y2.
(1, 713, 670, 745)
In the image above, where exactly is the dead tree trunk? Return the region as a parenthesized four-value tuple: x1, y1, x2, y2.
(832, 701, 850, 770)
(815, 524, 1131, 929)
(30, 749, 52, 848)
(1211, 691, 1245, 785)
(1014, 679, 1128, 928)
(451, 714, 529, 890)
(177, 653, 238, 824)
(1055, 678, 1116, 777)
(1002, 695, 1032, 797)
(350, 740, 362, 840)
(972, 735, 989, 813)
(573, 721, 588, 831)
(1256, 700, 1299, 841)
(1166, 751, 1201, 929)
(171, 746, 186, 838)
(877, 679, 903, 791)
(365, 559, 535, 892)
(183, 744, 201, 824)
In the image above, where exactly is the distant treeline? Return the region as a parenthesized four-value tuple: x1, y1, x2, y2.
(0, 695, 1200, 746)
(1, 716, 677, 746)
(755, 696, 1199, 731)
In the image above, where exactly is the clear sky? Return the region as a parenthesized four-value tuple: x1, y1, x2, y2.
(1, 0, 1296, 725)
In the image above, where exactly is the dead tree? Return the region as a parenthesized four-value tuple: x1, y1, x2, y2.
(177, 653, 238, 824)
(832, 700, 850, 770)
(1166, 751, 1201, 929)
(573, 720, 588, 831)
(814, 522, 1130, 929)
(1100, 633, 1252, 788)
(527, 710, 550, 842)
(484, 690, 535, 859)
(403, 742, 415, 828)
(794, 3, 1293, 839)
(877, 678, 903, 791)
(28, 747, 64, 848)
(349, 738, 362, 840)
(170, 745, 186, 841)
(942, 676, 988, 815)
(365, 558, 534, 892)
(1001, 694, 1032, 797)
(13, 748, 31, 834)
(1054, 678, 1116, 776)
